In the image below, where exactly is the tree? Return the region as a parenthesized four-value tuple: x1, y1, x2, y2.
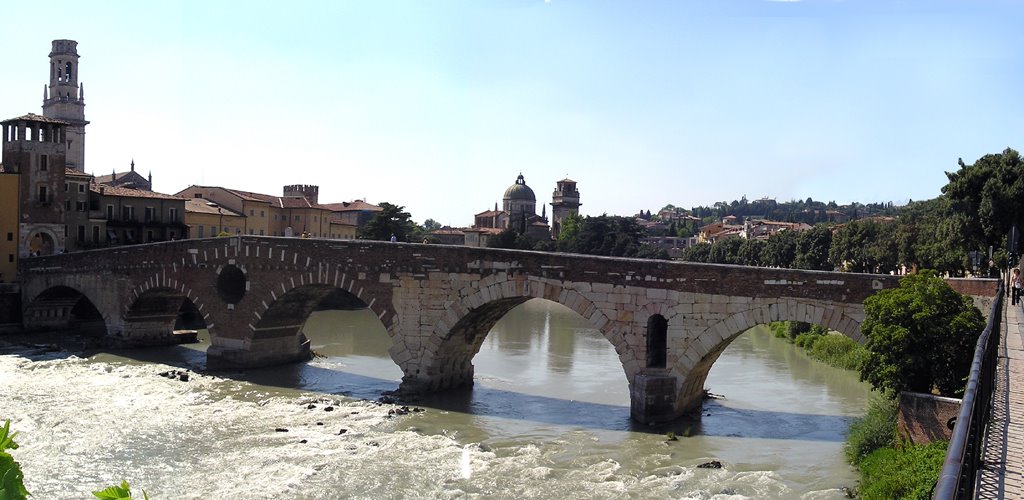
(829, 220, 898, 273)
(943, 148, 1024, 252)
(763, 229, 799, 268)
(793, 225, 833, 270)
(682, 242, 711, 262)
(859, 270, 985, 397)
(708, 236, 743, 264)
(357, 202, 416, 241)
(421, 219, 442, 232)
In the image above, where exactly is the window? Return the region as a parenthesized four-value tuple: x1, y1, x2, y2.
(198, 226, 204, 238)
(7, 254, 12, 263)
(314, 216, 318, 222)
(147, 230, 154, 242)
(65, 200, 71, 211)
(40, 155, 48, 171)
(260, 210, 265, 217)
(122, 206, 134, 221)
(38, 186, 47, 203)
(77, 225, 85, 243)
(64, 182, 68, 192)
(211, 226, 216, 235)
(144, 207, 155, 222)
(194, 193, 202, 198)
(5, 233, 10, 241)
(169, 208, 178, 222)
(248, 229, 253, 235)
(249, 209, 254, 216)
(106, 205, 114, 220)
(294, 215, 300, 221)
(259, 230, 264, 235)
(78, 184, 85, 193)
(92, 226, 99, 243)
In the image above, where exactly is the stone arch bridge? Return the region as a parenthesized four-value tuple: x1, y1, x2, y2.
(21, 236, 906, 423)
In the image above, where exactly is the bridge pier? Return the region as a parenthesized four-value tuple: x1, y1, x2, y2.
(630, 372, 681, 424)
(206, 334, 312, 371)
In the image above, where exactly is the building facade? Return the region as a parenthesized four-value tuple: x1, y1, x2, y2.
(0, 172, 19, 281)
(1, 114, 69, 256)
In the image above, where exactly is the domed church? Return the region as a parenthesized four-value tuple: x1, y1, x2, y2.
(473, 173, 552, 240)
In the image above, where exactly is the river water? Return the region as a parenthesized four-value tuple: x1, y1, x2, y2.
(1, 299, 871, 499)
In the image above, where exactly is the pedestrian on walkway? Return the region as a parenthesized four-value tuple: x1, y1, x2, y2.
(1012, 268, 1022, 305)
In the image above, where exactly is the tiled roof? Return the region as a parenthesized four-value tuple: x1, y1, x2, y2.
(475, 210, 503, 217)
(321, 200, 383, 212)
(91, 184, 185, 201)
(1, 113, 69, 125)
(95, 170, 147, 185)
(185, 198, 244, 216)
(65, 168, 91, 179)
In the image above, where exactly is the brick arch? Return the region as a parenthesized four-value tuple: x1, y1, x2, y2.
(124, 275, 214, 330)
(396, 275, 630, 393)
(24, 283, 109, 336)
(668, 299, 865, 415)
(247, 263, 395, 334)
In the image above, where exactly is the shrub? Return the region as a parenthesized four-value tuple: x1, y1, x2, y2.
(858, 440, 947, 500)
(809, 334, 868, 371)
(845, 395, 897, 465)
(0, 420, 29, 500)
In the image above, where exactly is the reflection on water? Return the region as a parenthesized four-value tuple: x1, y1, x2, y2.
(5, 298, 873, 498)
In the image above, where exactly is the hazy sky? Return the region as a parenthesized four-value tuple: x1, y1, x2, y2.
(2, 1, 1021, 226)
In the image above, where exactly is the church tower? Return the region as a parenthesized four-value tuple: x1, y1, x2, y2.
(550, 178, 581, 239)
(42, 39, 88, 172)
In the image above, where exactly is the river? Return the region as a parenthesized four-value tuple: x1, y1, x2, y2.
(1, 299, 871, 499)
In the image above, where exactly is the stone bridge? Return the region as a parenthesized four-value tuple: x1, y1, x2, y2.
(20, 236, 905, 423)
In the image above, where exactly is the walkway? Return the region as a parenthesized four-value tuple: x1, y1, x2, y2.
(977, 300, 1024, 498)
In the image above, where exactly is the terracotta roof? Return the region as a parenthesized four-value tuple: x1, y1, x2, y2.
(475, 209, 503, 217)
(91, 184, 185, 201)
(65, 168, 91, 179)
(95, 170, 147, 185)
(1, 113, 69, 125)
(185, 198, 244, 216)
(429, 228, 466, 236)
(321, 200, 383, 212)
(464, 227, 503, 235)
(279, 196, 316, 209)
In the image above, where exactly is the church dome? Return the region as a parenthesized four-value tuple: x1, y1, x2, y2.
(503, 174, 536, 202)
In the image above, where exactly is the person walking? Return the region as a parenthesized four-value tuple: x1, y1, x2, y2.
(1012, 268, 1022, 305)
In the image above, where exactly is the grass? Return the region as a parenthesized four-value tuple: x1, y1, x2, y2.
(857, 440, 947, 500)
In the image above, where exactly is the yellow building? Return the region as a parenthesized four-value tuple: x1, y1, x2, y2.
(185, 198, 246, 238)
(0, 171, 19, 282)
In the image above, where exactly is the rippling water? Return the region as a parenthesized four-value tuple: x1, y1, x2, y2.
(1, 299, 870, 499)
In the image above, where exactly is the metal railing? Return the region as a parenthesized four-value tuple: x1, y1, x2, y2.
(934, 281, 1004, 499)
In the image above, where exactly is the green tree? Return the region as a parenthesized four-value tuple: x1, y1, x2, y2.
(682, 242, 711, 262)
(829, 219, 898, 273)
(859, 270, 985, 396)
(763, 229, 799, 268)
(557, 215, 662, 258)
(708, 236, 743, 264)
(943, 148, 1024, 252)
(793, 225, 833, 270)
(357, 202, 416, 242)
(737, 238, 766, 266)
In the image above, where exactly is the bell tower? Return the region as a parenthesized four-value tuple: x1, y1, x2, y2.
(550, 178, 581, 240)
(42, 39, 89, 172)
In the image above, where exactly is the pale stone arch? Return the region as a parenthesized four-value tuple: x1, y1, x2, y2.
(397, 274, 635, 393)
(668, 299, 866, 415)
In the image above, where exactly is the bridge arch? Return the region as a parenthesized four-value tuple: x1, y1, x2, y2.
(24, 285, 107, 336)
(667, 298, 866, 415)
(397, 275, 637, 393)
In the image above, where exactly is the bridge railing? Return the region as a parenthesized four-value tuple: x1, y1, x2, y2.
(934, 281, 1004, 499)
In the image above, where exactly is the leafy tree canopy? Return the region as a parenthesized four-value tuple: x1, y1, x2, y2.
(357, 202, 416, 242)
(859, 270, 985, 397)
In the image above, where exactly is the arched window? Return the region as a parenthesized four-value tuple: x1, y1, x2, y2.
(65, 62, 72, 82)
(646, 314, 668, 368)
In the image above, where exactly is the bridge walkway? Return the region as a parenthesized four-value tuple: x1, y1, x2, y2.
(977, 299, 1024, 498)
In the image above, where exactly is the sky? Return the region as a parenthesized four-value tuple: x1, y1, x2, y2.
(2, 0, 1022, 227)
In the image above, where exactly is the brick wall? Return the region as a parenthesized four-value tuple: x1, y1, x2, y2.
(898, 391, 960, 445)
